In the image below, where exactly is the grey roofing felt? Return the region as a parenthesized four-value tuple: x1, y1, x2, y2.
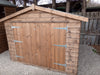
(0, 0, 16, 7)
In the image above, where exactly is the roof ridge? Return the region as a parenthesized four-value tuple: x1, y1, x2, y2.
(0, 4, 88, 22)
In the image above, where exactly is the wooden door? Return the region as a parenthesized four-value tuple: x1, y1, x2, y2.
(12, 23, 66, 72)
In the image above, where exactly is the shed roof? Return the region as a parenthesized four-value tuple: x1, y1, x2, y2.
(0, 0, 16, 7)
(0, 4, 88, 22)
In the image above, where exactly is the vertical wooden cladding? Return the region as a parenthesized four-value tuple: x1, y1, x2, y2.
(11, 23, 66, 72)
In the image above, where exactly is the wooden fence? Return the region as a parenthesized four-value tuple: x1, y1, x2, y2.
(73, 12, 100, 45)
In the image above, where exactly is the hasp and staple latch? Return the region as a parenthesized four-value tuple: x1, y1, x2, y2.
(53, 26, 68, 31)
(16, 55, 23, 58)
(54, 44, 67, 48)
(11, 26, 20, 29)
(14, 40, 23, 43)
(54, 63, 67, 67)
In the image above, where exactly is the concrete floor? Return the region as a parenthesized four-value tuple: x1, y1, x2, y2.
(78, 45, 100, 75)
(0, 45, 100, 75)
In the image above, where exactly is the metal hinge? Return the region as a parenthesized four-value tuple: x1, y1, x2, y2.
(16, 55, 23, 58)
(54, 63, 67, 67)
(11, 26, 20, 29)
(54, 26, 68, 31)
(54, 44, 67, 48)
(14, 40, 22, 43)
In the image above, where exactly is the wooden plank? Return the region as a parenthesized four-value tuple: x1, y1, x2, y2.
(66, 33, 80, 39)
(46, 23, 51, 68)
(50, 23, 56, 69)
(43, 23, 48, 67)
(54, 23, 59, 70)
(22, 23, 32, 64)
(35, 23, 41, 66)
(30, 23, 37, 65)
(67, 22, 81, 27)
(39, 23, 47, 67)
(58, 23, 66, 71)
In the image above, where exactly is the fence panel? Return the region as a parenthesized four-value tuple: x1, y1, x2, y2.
(73, 12, 100, 45)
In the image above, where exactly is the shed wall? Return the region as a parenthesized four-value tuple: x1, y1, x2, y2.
(5, 10, 81, 75)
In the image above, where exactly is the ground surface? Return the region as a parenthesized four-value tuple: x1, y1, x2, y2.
(0, 45, 100, 75)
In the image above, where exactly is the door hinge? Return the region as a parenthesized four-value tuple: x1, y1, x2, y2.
(14, 40, 22, 43)
(54, 44, 67, 48)
(54, 26, 68, 31)
(11, 26, 20, 29)
(54, 63, 67, 67)
(16, 55, 23, 58)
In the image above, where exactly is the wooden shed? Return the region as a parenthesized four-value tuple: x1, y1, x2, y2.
(0, 0, 16, 53)
(0, 4, 88, 75)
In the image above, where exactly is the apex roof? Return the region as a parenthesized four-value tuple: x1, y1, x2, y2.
(0, 4, 88, 22)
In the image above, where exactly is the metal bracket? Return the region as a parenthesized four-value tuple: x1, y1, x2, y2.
(54, 26, 68, 31)
(14, 40, 22, 43)
(11, 26, 20, 29)
(16, 55, 23, 58)
(54, 63, 67, 67)
(54, 44, 67, 48)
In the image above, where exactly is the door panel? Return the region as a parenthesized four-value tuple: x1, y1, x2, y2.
(12, 23, 66, 72)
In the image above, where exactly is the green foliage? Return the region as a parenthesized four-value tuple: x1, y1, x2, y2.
(92, 49, 97, 53)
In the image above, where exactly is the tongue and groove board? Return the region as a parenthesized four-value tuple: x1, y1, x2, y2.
(12, 23, 66, 72)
